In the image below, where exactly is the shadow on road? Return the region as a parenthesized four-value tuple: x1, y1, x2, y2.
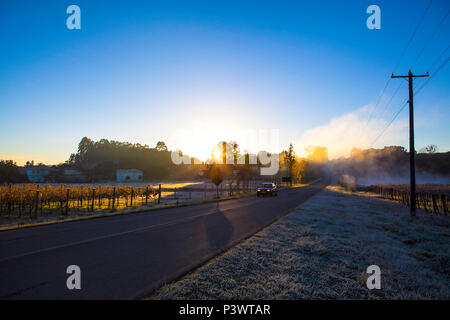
(203, 201, 234, 251)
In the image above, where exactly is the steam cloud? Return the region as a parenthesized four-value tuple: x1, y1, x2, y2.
(296, 104, 408, 159)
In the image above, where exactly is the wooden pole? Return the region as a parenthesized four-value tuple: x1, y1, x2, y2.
(441, 194, 447, 215)
(112, 187, 116, 209)
(392, 70, 429, 216)
(65, 189, 70, 216)
(158, 184, 161, 204)
(91, 188, 95, 211)
(34, 190, 40, 219)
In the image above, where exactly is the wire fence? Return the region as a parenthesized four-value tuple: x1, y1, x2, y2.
(0, 180, 290, 220)
(367, 185, 448, 215)
(339, 181, 449, 216)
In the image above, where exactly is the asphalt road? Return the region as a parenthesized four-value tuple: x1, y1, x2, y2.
(0, 182, 324, 299)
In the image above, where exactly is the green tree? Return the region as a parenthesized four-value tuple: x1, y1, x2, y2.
(156, 141, 168, 152)
(209, 164, 224, 198)
(0, 160, 27, 183)
(69, 137, 174, 181)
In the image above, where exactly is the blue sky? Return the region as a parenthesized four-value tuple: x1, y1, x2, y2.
(0, 0, 449, 164)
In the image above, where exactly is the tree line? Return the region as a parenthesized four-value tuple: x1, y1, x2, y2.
(0, 137, 330, 183)
(66, 137, 173, 181)
(9, 136, 448, 185)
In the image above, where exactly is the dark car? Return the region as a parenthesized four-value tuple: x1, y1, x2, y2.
(257, 183, 278, 197)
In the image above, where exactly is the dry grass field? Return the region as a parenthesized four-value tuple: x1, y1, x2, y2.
(149, 186, 450, 299)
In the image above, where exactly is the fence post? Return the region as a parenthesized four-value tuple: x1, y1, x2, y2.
(432, 194, 438, 214)
(158, 184, 161, 204)
(441, 195, 447, 215)
(91, 188, 96, 212)
(131, 188, 134, 207)
(65, 189, 70, 216)
(112, 187, 116, 209)
(34, 190, 40, 219)
(145, 186, 149, 205)
(7, 184, 12, 217)
(423, 194, 429, 212)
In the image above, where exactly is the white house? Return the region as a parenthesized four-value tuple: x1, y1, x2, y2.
(26, 165, 55, 182)
(116, 169, 143, 182)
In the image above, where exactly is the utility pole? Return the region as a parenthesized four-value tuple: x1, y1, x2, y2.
(391, 70, 429, 216)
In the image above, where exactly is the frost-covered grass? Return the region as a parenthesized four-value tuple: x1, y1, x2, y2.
(149, 186, 450, 299)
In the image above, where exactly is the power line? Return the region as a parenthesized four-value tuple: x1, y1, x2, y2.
(392, 0, 433, 73)
(369, 100, 408, 148)
(363, 0, 433, 131)
(412, 9, 449, 68)
(428, 43, 449, 71)
(374, 81, 405, 124)
(364, 78, 391, 127)
(369, 57, 448, 148)
(414, 57, 449, 96)
(366, 2, 446, 216)
(413, 42, 449, 94)
(412, 10, 449, 89)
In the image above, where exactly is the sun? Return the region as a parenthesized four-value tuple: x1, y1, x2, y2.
(178, 142, 216, 163)
(212, 147, 221, 161)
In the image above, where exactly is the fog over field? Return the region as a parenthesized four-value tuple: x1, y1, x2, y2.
(323, 146, 450, 186)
